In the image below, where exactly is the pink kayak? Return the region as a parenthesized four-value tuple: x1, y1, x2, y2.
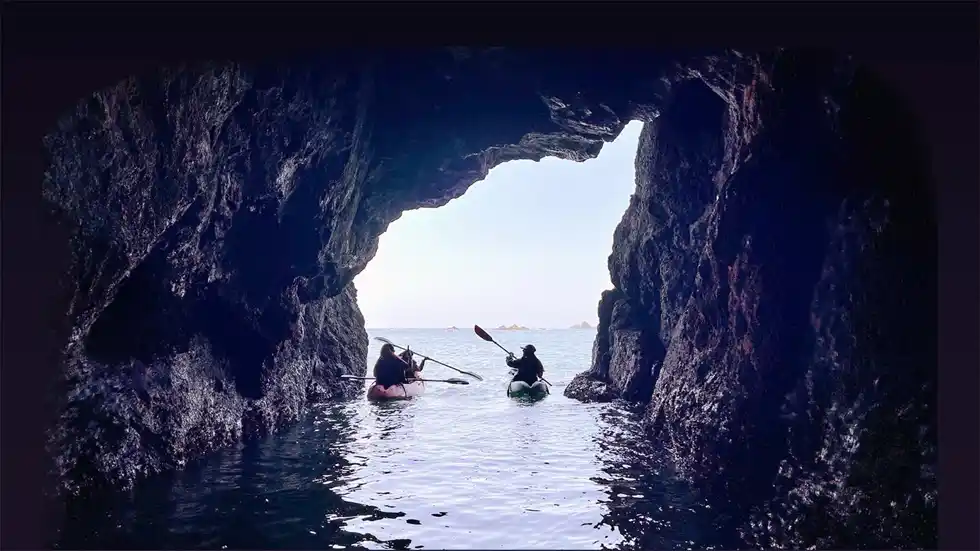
(366, 373, 426, 401)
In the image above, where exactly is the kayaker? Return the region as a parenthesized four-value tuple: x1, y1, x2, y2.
(374, 343, 411, 388)
(506, 344, 544, 385)
(399, 348, 427, 380)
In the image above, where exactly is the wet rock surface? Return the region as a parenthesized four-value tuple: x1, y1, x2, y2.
(42, 48, 936, 547)
(572, 52, 936, 547)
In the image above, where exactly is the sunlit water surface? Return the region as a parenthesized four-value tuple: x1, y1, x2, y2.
(57, 329, 737, 550)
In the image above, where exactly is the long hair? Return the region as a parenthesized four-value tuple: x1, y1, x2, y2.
(380, 343, 396, 358)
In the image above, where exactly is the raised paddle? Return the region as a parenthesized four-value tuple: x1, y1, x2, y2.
(373, 337, 484, 381)
(473, 324, 514, 355)
(340, 375, 470, 385)
(472, 325, 553, 386)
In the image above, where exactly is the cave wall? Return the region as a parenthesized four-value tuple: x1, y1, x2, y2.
(43, 47, 936, 547)
(42, 49, 668, 493)
(565, 52, 937, 547)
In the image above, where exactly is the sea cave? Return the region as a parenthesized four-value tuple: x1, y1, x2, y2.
(27, 46, 941, 549)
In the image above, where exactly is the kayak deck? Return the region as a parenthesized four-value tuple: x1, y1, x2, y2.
(367, 372, 425, 401)
(507, 379, 549, 399)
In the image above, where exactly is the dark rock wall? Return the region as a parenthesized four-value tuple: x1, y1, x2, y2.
(568, 52, 936, 547)
(44, 64, 372, 492)
(43, 47, 935, 547)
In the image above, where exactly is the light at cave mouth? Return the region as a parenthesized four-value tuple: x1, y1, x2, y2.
(354, 120, 645, 330)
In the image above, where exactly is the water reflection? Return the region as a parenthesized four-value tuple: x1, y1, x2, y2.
(368, 401, 416, 442)
(55, 338, 733, 551)
(56, 404, 414, 550)
(589, 405, 739, 550)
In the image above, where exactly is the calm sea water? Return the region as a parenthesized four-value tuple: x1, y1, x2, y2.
(56, 329, 736, 550)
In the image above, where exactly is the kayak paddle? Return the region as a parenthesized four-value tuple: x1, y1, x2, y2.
(473, 325, 553, 386)
(410, 377, 470, 385)
(473, 324, 514, 355)
(340, 375, 470, 385)
(373, 337, 484, 381)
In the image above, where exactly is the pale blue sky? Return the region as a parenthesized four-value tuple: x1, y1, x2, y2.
(354, 120, 643, 329)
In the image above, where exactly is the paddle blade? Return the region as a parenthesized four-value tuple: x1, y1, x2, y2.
(473, 325, 494, 342)
(374, 336, 394, 345)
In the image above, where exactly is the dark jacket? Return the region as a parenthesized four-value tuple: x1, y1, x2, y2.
(506, 353, 544, 385)
(374, 355, 410, 388)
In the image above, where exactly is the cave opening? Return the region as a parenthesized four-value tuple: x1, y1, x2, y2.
(38, 46, 943, 551)
(353, 121, 645, 333)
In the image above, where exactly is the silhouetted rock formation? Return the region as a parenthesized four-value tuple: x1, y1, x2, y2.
(566, 52, 936, 548)
(495, 324, 530, 331)
(569, 321, 593, 329)
(43, 48, 935, 547)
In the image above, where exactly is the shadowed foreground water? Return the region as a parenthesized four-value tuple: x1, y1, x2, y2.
(56, 329, 739, 549)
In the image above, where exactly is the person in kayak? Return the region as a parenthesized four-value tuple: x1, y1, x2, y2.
(399, 348, 427, 380)
(506, 344, 544, 385)
(374, 343, 412, 388)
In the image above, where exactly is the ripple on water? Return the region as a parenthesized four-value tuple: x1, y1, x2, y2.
(56, 329, 736, 550)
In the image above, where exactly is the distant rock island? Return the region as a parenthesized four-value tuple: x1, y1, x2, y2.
(570, 321, 593, 329)
(495, 324, 529, 331)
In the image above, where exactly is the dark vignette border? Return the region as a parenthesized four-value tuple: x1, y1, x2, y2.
(2, 1, 977, 549)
